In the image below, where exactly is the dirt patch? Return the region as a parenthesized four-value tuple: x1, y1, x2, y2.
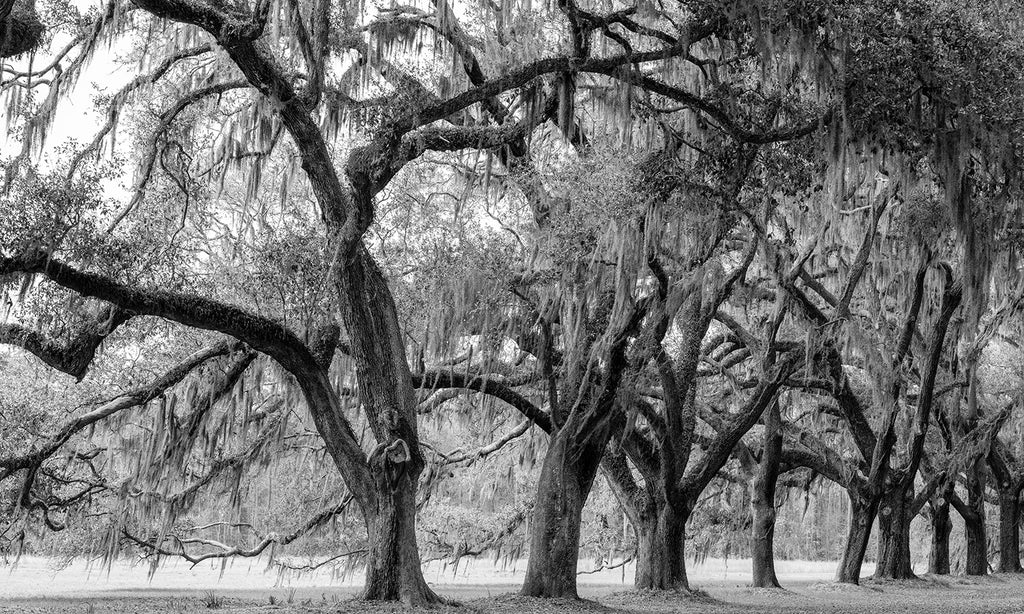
(742, 586, 793, 597)
(479, 594, 617, 613)
(601, 588, 716, 606)
(807, 581, 882, 593)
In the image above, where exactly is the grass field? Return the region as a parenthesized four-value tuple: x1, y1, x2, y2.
(3, 556, 1022, 613)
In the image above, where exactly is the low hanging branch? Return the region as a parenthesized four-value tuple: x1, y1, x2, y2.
(122, 495, 356, 567)
(129, 413, 284, 513)
(413, 371, 552, 433)
(437, 419, 533, 466)
(0, 340, 247, 474)
(0, 304, 129, 380)
(1, 250, 320, 375)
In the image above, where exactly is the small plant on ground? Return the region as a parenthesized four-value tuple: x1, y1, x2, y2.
(202, 591, 223, 609)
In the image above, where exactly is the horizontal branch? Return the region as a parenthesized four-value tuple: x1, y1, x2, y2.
(413, 371, 552, 432)
(123, 495, 355, 567)
(1, 250, 318, 376)
(0, 305, 129, 379)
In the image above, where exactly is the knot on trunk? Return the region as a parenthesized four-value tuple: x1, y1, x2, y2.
(369, 438, 411, 492)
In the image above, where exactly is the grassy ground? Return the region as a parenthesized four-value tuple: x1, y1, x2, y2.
(3, 558, 1023, 613)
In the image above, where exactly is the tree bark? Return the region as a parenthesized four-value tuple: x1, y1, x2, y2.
(751, 403, 783, 588)
(361, 469, 436, 603)
(873, 486, 915, 579)
(520, 431, 603, 598)
(929, 493, 951, 575)
(634, 492, 690, 591)
(338, 247, 440, 604)
(964, 460, 989, 576)
(997, 487, 1022, 573)
(836, 493, 875, 584)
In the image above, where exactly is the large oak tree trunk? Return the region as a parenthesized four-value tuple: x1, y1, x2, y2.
(634, 493, 689, 591)
(929, 493, 952, 575)
(836, 493, 875, 584)
(873, 487, 915, 579)
(339, 247, 439, 604)
(964, 461, 989, 576)
(362, 469, 437, 603)
(751, 403, 782, 588)
(997, 488, 1022, 573)
(520, 431, 602, 598)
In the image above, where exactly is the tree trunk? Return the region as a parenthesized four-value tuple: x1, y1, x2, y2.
(997, 488, 1022, 573)
(338, 246, 439, 604)
(873, 487, 915, 580)
(962, 370, 988, 576)
(751, 402, 782, 588)
(836, 493, 875, 584)
(520, 431, 602, 598)
(361, 468, 438, 603)
(964, 510, 988, 576)
(634, 493, 689, 591)
(929, 493, 951, 575)
(965, 460, 989, 576)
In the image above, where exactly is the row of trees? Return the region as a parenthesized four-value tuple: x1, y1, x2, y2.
(2, 0, 1024, 604)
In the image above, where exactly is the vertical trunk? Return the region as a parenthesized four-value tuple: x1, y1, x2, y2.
(965, 460, 988, 576)
(997, 488, 1022, 573)
(634, 493, 689, 591)
(751, 402, 782, 588)
(836, 492, 875, 584)
(520, 431, 602, 598)
(964, 510, 988, 575)
(361, 468, 437, 603)
(873, 486, 915, 579)
(962, 367, 988, 576)
(339, 247, 439, 604)
(929, 493, 951, 575)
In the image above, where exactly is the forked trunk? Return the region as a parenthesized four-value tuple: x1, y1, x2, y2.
(362, 469, 440, 604)
(635, 494, 689, 591)
(520, 431, 602, 598)
(929, 494, 951, 575)
(997, 488, 1022, 573)
(874, 487, 915, 580)
(751, 403, 783, 588)
(836, 493, 875, 584)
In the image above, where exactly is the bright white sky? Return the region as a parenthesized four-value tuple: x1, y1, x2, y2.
(1, 0, 132, 168)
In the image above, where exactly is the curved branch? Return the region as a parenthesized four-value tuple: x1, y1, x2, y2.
(108, 79, 249, 231)
(67, 43, 213, 180)
(0, 340, 242, 473)
(413, 371, 552, 433)
(123, 496, 356, 566)
(0, 304, 129, 379)
(2, 250, 374, 500)
(2, 250, 316, 373)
